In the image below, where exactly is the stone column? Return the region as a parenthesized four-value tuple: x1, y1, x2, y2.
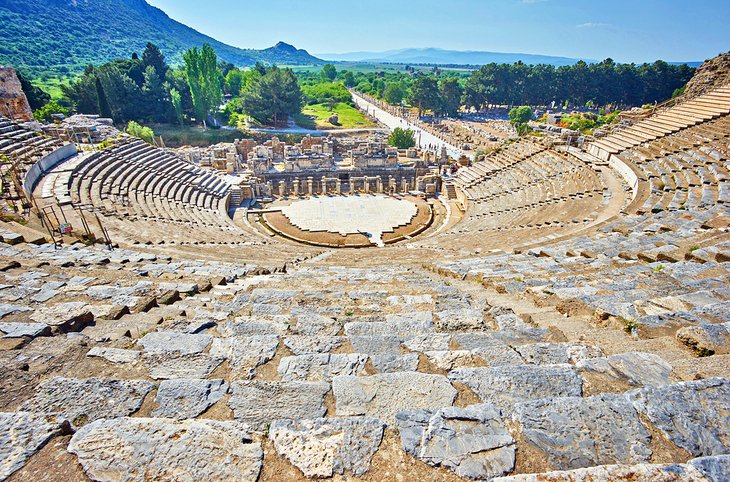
(278, 181, 286, 198)
(293, 179, 299, 197)
(336, 179, 342, 195)
(389, 176, 396, 194)
(322, 176, 328, 195)
(376, 177, 383, 193)
(364, 177, 370, 194)
(401, 178, 408, 193)
(307, 177, 314, 196)
(266, 181, 273, 196)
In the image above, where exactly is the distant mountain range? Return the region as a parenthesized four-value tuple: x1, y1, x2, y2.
(319, 47, 703, 67)
(0, 0, 322, 77)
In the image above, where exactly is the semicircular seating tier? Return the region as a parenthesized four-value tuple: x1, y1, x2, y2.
(440, 138, 612, 250)
(66, 138, 252, 245)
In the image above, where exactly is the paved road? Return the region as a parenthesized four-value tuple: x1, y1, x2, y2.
(351, 92, 472, 160)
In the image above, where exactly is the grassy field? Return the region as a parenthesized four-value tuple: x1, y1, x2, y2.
(298, 102, 375, 129)
(152, 124, 247, 147)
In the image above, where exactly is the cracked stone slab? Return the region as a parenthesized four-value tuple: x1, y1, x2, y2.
(515, 343, 604, 365)
(228, 381, 329, 430)
(283, 336, 345, 355)
(435, 309, 486, 331)
(143, 353, 224, 380)
(0, 304, 31, 319)
(87, 347, 141, 364)
(209, 335, 279, 373)
(220, 317, 289, 336)
(269, 417, 385, 477)
(333, 372, 457, 422)
(0, 412, 70, 480)
(68, 418, 262, 482)
(370, 354, 419, 373)
(349, 335, 403, 355)
(278, 354, 368, 382)
(452, 334, 524, 366)
(689, 454, 730, 482)
(425, 350, 484, 371)
(577, 352, 672, 388)
(395, 404, 515, 480)
(677, 322, 730, 355)
(490, 461, 709, 481)
(448, 365, 582, 412)
(514, 394, 652, 470)
(20, 377, 154, 426)
(626, 378, 730, 456)
(152, 379, 229, 420)
(403, 333, 453, 352)
(0, 322, 51, 339)
(29, 301, 93, 333)
(291, 314, 341, 337)
(139, 331, 212, 355)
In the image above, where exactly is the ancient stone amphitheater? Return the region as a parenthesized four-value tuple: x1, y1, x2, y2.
(0, 73, 728, 481)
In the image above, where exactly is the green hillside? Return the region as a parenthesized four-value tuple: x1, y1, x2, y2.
(0, 0, 322, 78)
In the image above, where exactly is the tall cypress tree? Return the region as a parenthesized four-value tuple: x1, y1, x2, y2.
(95, 76, 112, 119)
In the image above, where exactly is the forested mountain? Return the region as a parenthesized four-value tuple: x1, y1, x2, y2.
(0, 0, 322, 77)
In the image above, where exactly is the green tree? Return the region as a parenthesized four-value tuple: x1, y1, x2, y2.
(383, 82, 406, 105)
(241, 67, 302, 126)
(170, 88, 184, 126)
(225, 69, 245, 96)
(342, 71, 356, 88)
(508, 106, 533, 135)
(142, 65, 167, 122)
(388, 127, 416, 149)
(141, 43, 168, 79)
(33, 101, 69, 122)
(16, 70, 50, 111)
(409, 77, 441, 116)
(126, 121, 155, 144)
(95, 76, 112, 119)
(183, 44, 223, 128)
(438, 78, 463, 116)
(321, 64, 337, 82)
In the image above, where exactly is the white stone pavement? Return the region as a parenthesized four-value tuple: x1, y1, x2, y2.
(350, 92, 472, 160)
(280, 195, 418, 247)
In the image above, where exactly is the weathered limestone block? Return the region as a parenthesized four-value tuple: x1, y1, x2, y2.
(395, 404, 516, 480)
(452, 333, 524, 366)
(228, 381, 329, 430)
(448, 365, 582, 412)
(689, 454, 730, 482)
(0, 322, 51, 339)
(333, 372, 457, 422)
(152, 379, 228, 419)
(20, 377, 154, 426)
(626, 378, 730, 456)
(292, 314, 341, 337)
(677, 323, 730, 355)
(283, 335, 345, 355)
(210, 335, 279, 373)
(515, 343, 604, 365)
(490, 462, 708, 481)
(278, 354, 368, 382)
(370, 353, 419, 373)
(513, 394, 652, 470)
(425, 350, 483, 371)
(144, 353, 224, 380)
(403, 333, 452, 352)
(269, 417, 385, 477)
(349, 335, 402, 355)
(139, 331, 212, 355)
(30, 302, 93, 333)
(87, 347, 141, 364)
(220, 318, 288, 336)
(0, 412, 69, 480)
(577, 352, 672, 388)
(435, 309, 486, 331)
(68, 418, 262, 481)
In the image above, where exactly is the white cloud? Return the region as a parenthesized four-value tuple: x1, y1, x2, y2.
(576, 22, 612, 29)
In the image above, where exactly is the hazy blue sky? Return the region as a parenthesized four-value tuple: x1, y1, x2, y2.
(146, 0, 729, 63)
